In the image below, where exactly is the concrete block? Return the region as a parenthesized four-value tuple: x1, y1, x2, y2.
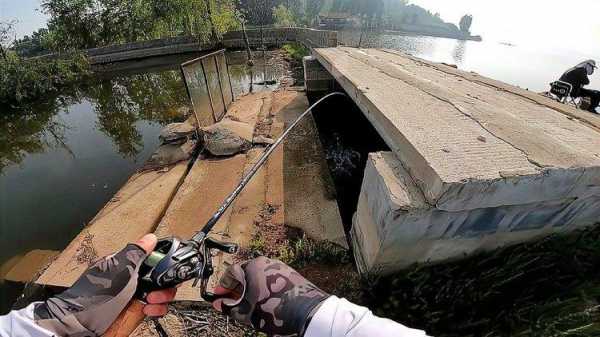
(314, 47, 600, 212)
(351, 152, 600, 275)
(303, 56, 335, 93)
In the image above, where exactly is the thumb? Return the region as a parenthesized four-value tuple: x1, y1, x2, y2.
(134, 234, 158, 254)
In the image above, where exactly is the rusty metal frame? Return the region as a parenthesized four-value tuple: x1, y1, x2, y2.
(181, 49, 234, 125)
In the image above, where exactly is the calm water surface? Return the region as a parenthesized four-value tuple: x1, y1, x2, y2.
(0, 51, 270, 312)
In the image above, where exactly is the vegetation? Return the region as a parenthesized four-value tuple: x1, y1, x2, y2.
(272, 4, 299, 27)
(0, 51, 90, 106)
(281, 43, 309, 61)
(367, 226, 600, 336)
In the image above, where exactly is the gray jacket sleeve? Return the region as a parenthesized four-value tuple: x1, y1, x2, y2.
(305, 296, 431, 337)
(0, 303, 54, 337)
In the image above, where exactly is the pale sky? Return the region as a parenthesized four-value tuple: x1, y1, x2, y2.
(409, 0, 600, 57)
(0, 0, 47, 39)
(1, 0, 599, 58)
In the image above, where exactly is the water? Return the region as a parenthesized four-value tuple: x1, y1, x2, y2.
(0, 51, 267, 313)
(339, 31, 600, 93)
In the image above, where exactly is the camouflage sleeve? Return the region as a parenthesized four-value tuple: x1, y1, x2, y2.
(32, 243, 148, 337)
(305, 296, 431, 337)
(0, 304, 54, 337)
(215, 257, 329, 337)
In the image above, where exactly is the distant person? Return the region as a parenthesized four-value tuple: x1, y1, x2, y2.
(559, 60, 600, 113)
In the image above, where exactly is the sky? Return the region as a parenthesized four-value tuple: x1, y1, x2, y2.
(0, 0, 47, 39)
(1, 0, 599, 58)
(409, 0, 600, 57)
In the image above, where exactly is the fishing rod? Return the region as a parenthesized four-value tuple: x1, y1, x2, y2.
(105, 91, 347, 337)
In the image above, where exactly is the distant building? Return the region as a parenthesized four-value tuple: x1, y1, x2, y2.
(318, 12, 351, 30)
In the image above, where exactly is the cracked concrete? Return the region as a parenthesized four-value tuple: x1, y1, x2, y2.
(314, 47, 600, 212)
(352, 152, 600, 275)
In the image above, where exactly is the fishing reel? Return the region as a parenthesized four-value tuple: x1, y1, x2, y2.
(138, 234, 239, 302)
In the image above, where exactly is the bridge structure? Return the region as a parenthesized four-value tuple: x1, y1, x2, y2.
(309, 47, 600, 275)
(34, 28, 338, 65)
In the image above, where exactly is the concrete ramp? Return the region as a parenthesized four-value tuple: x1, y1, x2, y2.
(311, 47, 600, 274)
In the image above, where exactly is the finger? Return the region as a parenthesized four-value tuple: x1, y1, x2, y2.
(147, 288, 177, 304)
(211, 286, 241, 312)
(143, 304, 168, 317)
(134, 234, 158, 254)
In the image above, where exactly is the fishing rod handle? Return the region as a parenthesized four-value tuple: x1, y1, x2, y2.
(102, 300, 146, 337)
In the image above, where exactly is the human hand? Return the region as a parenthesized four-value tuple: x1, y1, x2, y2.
(212, 257, 329, 337)
(34, 234, 177, 337)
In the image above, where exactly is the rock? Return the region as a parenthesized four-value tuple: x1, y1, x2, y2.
(148, 139, 196, 166)
(253, 135, 275, 145)
(159, 122, 196, 144)
(202, 119, 253, 156)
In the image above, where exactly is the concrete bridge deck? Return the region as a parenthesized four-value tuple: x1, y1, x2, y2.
(311, 47, 600, 274)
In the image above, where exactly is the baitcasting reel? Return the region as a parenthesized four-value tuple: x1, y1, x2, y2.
(138, 234, 239, 302)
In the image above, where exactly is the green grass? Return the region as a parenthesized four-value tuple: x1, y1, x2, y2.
(366, 226, 600, 337)
(282, 43, 309, 62)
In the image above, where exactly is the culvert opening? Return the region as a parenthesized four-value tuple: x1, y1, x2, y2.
(308, 91, 390, 232)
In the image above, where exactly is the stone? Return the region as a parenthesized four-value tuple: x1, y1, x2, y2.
(351, 152, 600, 276)
(159, 122, 196, 144)
(202, 119, 253, 156)
(253, 135, 275, 145)
(148, 139, 196, 167)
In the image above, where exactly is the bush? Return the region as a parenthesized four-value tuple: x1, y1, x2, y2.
(0, 53, 90, 106)
(282, 43, 309, 61)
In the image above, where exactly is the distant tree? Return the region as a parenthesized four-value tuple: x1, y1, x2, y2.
(0, 20, 17, 61)
(273, 4, 298, 27)
(459, 14, 473, 34)
(12, 28, 51, 57)
(304, 0, 324, 26)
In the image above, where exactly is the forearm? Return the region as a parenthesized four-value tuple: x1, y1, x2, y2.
(0, 304, 54, 337)
(305, 296, 430, 337)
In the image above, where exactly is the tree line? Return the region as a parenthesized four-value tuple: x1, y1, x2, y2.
(0, 0, 473, 107)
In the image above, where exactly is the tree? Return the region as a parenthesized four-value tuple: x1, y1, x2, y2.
(41, 0, 240, 51)
(0, 20, 17, 61)
(273, 4, 298, 27)
(459, 14, 473, 34)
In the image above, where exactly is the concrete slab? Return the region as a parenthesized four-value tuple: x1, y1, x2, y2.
(154, 155, 247, 301)
(314, 47, 600, 212)
(276, 90, 348, 248)
(352, 152, 600, 275)
(37, 163, 189, 287)
(4, 250, 59, 283)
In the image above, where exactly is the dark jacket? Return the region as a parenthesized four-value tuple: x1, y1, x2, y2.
(560, 67, 590, 97)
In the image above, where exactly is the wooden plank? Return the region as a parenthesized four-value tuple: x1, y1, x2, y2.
(37, 164, 189, 287)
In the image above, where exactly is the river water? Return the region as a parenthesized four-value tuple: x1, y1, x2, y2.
(1, 33, 599, 313)
(0, 51, 279, 312)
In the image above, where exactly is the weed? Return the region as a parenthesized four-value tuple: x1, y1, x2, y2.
(281, 43, 309, 62)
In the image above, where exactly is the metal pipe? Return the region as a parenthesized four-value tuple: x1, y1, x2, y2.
(193, 91, 347, 241)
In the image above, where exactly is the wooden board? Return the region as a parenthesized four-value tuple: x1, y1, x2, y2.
(37, 164, 189, 287)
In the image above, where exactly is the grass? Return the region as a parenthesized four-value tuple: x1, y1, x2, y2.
(281, 43, 309, 62)
(366, 226, 600, 337)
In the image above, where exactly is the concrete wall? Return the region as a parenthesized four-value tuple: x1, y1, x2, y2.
(352, 152, 600, 276)
(64, 28, 338, 64)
